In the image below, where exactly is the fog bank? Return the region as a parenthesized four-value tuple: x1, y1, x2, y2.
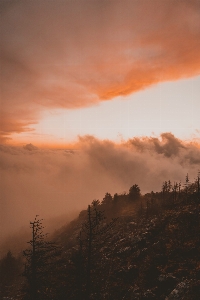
(1, 133, 199, 243)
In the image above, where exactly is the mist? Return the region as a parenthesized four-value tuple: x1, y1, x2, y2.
(1, 133, 199, 248)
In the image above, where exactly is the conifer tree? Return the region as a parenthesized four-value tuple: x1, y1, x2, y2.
(129, 184, 141, 201)
(78, 203, 117, 299)
(23, 216, 58, 300)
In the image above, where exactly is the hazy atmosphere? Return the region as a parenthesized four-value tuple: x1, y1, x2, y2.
(1, 133, 200, 241)
(1, 0, 200, 250)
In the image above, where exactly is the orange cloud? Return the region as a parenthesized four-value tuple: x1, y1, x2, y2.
(1, 0, 200, 139)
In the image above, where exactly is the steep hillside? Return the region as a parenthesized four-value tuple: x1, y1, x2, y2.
(1, 180, 200, 299)
(53, 197, 200, 299)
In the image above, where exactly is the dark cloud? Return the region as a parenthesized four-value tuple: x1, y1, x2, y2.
(23, 143, 38, 151)
(128, 133, 186, 157)
(0, 0, 200, 138)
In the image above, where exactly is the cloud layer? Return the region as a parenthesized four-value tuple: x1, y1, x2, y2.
(1, 0, 200, 139)
(0, 133, 200, 241)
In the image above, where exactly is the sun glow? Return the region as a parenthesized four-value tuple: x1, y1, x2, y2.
(9, 76, 200, 148)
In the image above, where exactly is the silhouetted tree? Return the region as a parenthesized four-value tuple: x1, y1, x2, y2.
(197, 171, 200, 200)
(78, 203, 117, 299)
(23, 216, 58, 300)
(184, 173, 190, 203)
(129, 184, 141, 201)
(113, 193, 118, 203)
(91, 199, 100, 207)
(172, 182, 178, 204)
(101, 192, 112, 205)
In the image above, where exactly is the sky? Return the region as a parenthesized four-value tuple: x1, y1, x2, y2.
(1, 0, 200, 247)
(1, 0, 200, 145)
(13, 76, 200, 147)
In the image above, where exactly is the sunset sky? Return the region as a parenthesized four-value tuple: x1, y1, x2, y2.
(1, 0, 200, 146)
(1, 0, 200, 243)
(12, 76, 200, 147)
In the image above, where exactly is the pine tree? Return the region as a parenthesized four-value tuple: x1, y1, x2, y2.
(129, 184, 141, 201)
(184, 173, 190, 203)
(78, 203, 117, 299)
(23, 216, 58, 300)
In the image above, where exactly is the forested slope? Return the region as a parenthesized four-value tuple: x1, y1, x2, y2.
(1, 177, 200, 299)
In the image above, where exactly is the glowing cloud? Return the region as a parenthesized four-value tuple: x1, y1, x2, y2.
(1, 0, 200, 139)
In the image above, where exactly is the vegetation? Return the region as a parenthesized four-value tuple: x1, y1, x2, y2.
(22, 217, 59, 300)
(0, 250, 22, 299)
(1, 174, 200, 299)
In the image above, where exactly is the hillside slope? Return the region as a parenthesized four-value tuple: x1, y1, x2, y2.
(1, 182, 200, 299)
(52, 189, 200, 299)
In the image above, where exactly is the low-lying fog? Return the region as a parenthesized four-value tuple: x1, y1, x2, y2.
(1, 133, 200, 255)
